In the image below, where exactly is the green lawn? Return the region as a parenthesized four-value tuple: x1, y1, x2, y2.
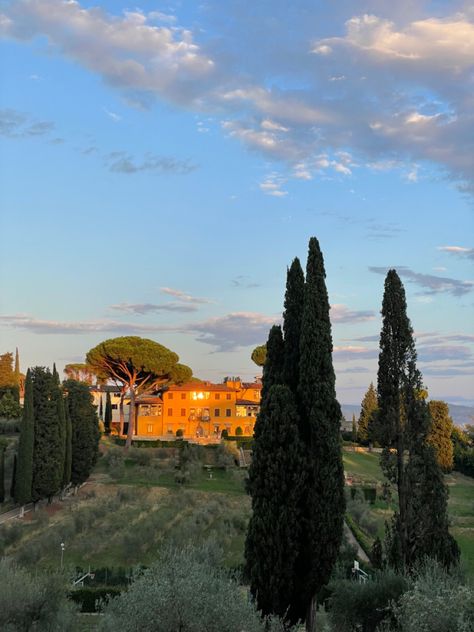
(343, 449, 384, 483)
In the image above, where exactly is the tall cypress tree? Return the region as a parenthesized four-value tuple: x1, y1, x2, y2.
(245, 385, 303, 620)
(65, 380, 100, 487)
(53, 364, 67, 489)
(283, 257, 305, 393)
(31, 367, 64, 503)
(104, 391, 113, 435)
(260, 325, 284, 402)
(376, 270, 458, 571)
(0, 441, 5, 503)
(14, 369, 34, 506)
(14, 348, 20, 403)
(99, 396, 103, 419)
(63, 403, 72, 488)
(296, 237, 345, 629)
(358, 382, 378, 445)
(10, 453, 17, 499)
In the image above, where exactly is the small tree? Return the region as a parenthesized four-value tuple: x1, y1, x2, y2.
(0, 439, 6, 502)
(358, 383, 378, 445)
(86, 337, 192, 448)
(104, 391, 112, 434)
(251, 344, 267, 367)
(427, 400, 454, 472)
(63, 363, 96, 384)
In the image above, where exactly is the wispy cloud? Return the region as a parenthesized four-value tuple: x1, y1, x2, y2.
(231, 276, 260, 289)
(437, 246, 474, 261)
(369, 266, 474, 296)
(105, 152, 197, 175)
(103, 107, 121, 122)
(0, 108, 54, 138)
(259, 173, 288, 197)
(109, 302, 198, 314)
(331, 304, 375, 324)
(159, 287, 212, 304)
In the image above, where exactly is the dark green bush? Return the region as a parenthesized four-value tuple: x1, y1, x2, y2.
(328, 569, 408, 632)
(69, 586, 122, 612)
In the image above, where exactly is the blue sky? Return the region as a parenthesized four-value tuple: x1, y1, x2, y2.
(0, 0, 473, 405)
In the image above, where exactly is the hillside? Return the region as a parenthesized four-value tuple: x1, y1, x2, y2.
(341, 402, 474, 428)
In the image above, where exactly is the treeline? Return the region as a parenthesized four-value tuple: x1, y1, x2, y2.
(0, 350, 22, 419)
(12, 366, 99, 508)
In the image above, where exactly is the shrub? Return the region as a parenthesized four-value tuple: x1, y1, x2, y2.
(0, 558, 76, 630)
(99, 544, 289, 632)
(328, 568, 408, 632)
(70, 586, 123, 612)
(393, 560, 474, 632)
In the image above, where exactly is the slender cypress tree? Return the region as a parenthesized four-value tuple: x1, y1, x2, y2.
(351, 414, 357, 443)
(99, 396, 103, 419)
(283, 257, 305, 393)
(10, 453, 17, 499)
(65, 380, 100, 487)
(358, 382, 378, 445)
(245, 385, 304, 620)
(14, 369, 34, 506)
(0, 443, 5, 503)
(427, 400, 454, 472)
(104, 391, 113, 435)
(53, 364, 67, 488)
(14, 348, 20, 403)
(260, 325, 284, 402)
(296, 237, 345, 630)
(31, 367, 64, 503)
(376, 270, 458, 571)
(63, 403, 72, 488)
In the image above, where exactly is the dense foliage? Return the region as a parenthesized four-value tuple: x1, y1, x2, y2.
(357, 383, 378, 445)
(427, 400, 454, 472)
(375, 270, 459, 571)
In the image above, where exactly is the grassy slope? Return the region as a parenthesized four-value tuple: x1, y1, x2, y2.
(343, 449, 474, 577)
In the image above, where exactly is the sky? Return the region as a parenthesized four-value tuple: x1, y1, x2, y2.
(0, 0, 473, 406)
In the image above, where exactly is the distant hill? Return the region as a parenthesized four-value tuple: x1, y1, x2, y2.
(341, 402, 474, 428)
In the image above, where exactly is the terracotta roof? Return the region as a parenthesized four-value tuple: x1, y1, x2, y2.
(236, 399, 260, 406)
(136, 396, 164, 404)
(241, 382, 262, 389)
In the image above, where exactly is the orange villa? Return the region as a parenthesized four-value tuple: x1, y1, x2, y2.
(134, 377, 261, 439)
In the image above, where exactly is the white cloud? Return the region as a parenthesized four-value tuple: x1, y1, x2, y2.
(259, 173, 288, 197)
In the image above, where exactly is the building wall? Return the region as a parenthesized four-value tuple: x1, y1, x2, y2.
(136, 380, 261, 438)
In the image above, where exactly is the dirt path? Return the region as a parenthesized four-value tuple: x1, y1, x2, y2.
(344, 520, 370, 563)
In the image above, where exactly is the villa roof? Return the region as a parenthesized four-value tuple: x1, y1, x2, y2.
(236, 399, 260, 406)
(166, 383, 235, 392)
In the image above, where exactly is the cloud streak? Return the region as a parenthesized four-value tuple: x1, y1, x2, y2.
(105, 152, 197, 175)
(369, 266, 474, 296)
(0, 108, 54, 138)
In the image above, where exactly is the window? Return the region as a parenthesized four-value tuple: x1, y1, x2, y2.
(168, 393, 173, 400)
(147, 424, 154, 434)
(167, 408, 173, 416)
(111, 404, 118, 410)
(214, 408, 220, 417)
(226, 409, 231, 417)
(215, 393, 220, 400)
(202, 408, 210, 421)
(181, 393, 186, 400)
(254, 390, 260, 400)
(226, 394, 231, 400)
(181, 408, 186, 417)
(191, 392, 210, 400)
(189, 408, 196, 421)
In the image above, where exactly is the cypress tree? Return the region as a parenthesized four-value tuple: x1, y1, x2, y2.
(14, 369, 34, 506)
(99, 395, 103, 419)
(53, 364, 67, 489)
(296, 237, 345, 629)
(260, 325, 284, 402)
(65, 380, 100, 487)
(245, 385, 303, 621)
(14, 348, 20, 403)
(0, 442, 5, 503)
(427, 400, 454, 472)
(63, 403, 72, 488)
(10, 453, 17, 499)
(104, 391, 113, 435)
(376, 270, 458, 571)
(282, 257, 305, 393)
(351, 414, 357, 443)
(31, 367, 64, 503)
(358, 382, 378, 445)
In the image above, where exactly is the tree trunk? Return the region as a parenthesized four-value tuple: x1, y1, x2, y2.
(125, 389, 135, 449)
(119, 393, 125, 436)
(306, 594, 317, 632)
(19, 505, 24, 518)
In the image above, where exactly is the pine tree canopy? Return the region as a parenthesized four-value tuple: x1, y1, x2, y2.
(251, 345, 266, 367)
